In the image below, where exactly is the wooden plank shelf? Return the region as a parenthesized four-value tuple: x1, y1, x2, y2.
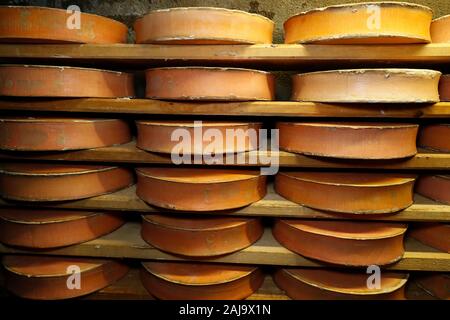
(0, 223, 448, 272)
(1, 44, 450, 67)
(1, 98, 450, 118)
(0, 141, 449, 169)
(0, 184, 448, 222)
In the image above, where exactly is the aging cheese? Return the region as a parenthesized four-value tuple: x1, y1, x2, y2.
(141, 261, 264, 300)
(0, 117, 131, 151)
(0, 163, 134, 202)
(3, 255, 129, 300)
(275, 268, 408, 300)
(0, 6, 128, 44)
(431, 14, 450, 43)
(284, 2, 432, 44)
(273, 219, 407, 266)
(0, 65, 134, 98)
(291, 69, 441, 103)
(146, 67, 275, 101)
(135, 7, 274, 44)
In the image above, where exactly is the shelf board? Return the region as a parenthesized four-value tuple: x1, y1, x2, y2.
(0, 223, 448, 272)
(0, 184, 448, 222)
(0, 98, 450, 118)
(0, 141, 449, 169)
(1, 44, 450, 67)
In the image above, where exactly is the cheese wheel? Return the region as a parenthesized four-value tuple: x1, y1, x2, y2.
(135, 7, 274, 44)
(418, 124, 450, 152)
(136, 167, 266, 211)
(136, 121, 261, 154)
(431, 14, 450, 43)
(0, 117, 131, 151)
(409, 224, 450, 253)
(0, 208, 125, 249)
(0, 65, 134, 98)
(291, 69, 441, 103)
(0, 6, 128, 44)
(3, 255, 129, 300)
(146, 67, 275, 101)
(415, 175, 450, 205)
(284, 2, 432, 44)
(275, 268, 408, 300)
(275, 172, 416, 214)
(273, 219, 407, 266)
(278, 122, 419, 159)
(0, 163, 134, 202)
(439, 75, 450, 101)
(141, 262, 264, 300)
(141, 214, 263, 257)
(414, 274, 450, 300)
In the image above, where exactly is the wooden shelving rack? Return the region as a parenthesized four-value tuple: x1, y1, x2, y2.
(1, 184, 449, 222)
(0, 141, 448, 169)
(2, 43, 450, 66)
(1, 223, 448, 272)
(0, 43, 449, 300)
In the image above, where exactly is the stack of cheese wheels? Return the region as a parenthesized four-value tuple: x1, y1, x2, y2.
(0, 163, 134, 202)
(3, 255, 129, 300)
(409, 223, 450, 253)
(419, 124, 450, 152)
(136, 121, 261, 154)
(439, 75, 450, 101)
(0, 117, 131, 151)
(136, 167, 266, 211)
(141, 214, 263, 257)
(415, 175, 450, 205)
(291, 69, 441, 103)
(274, 268, 408, 300)
(145, 67, 274, 101)
(134, 7, 274, 44)
(284, 68, 440, 160)
(0, 6, 128, 44)
(431, 14, 450, 43)
(275, 172, 416, 214)
(0, 208, 125, 249)
(0, 65, 134, 98)
(278, 122, 419, 159)
(140, 261, 264, 300)
(273, 219, 407, 266)
(284, 2, 432, 44)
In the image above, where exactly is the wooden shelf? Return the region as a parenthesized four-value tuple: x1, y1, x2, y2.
(1, 41, 449, 301)
(1, 184, 448, 222)
(0, 99, 450, 118)
(0, 223, 448, 272)
(1, 44, 450, 67)
(0, 141, 449, 170)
